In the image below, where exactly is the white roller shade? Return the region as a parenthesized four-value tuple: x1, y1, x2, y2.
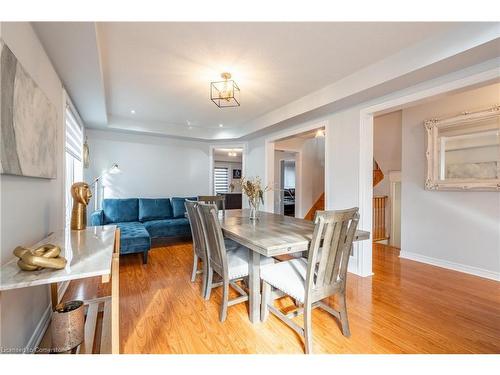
(65, 105, 83, 161)
(214, 167, 229, 193)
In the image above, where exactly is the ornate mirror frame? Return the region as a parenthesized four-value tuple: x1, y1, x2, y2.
(424, 105, 500, 191)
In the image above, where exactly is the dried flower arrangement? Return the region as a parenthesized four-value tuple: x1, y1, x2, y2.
(240, 176, 270, 219)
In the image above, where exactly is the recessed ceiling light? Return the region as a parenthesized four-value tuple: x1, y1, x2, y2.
(130, 109, 136, 114)
(219, 124, 224, 128)
(315, 129, 325, 138)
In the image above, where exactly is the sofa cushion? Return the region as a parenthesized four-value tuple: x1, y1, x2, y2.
(115, 221, 150, 254)
(102, 199, 139, 224)
(171, 197, 197, 218)
(143, 218, 191, 238)
(139, 198, 173, 222)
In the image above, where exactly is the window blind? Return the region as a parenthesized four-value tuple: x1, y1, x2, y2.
(214, 167, 229, 193)
(65, 105, 83, 161)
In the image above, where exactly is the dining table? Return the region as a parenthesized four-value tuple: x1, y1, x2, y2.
(219, 209, 370, 324)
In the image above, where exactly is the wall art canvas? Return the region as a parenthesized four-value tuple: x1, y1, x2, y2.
(0, 39, 57, 179)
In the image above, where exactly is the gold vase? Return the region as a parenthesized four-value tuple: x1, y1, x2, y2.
(70, 182, 92, 230)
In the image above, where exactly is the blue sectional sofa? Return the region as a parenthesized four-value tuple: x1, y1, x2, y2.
(91, 197, 196, 264)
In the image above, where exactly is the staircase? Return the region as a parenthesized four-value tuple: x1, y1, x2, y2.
(304, 193, 325, 221)
(373, 160, 384, 187)
(303, 161, 384, 222)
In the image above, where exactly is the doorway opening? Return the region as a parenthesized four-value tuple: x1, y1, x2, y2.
(266, 125, 326, 219)
(372, 111, 402, 249)
(209, 145, 245, 209)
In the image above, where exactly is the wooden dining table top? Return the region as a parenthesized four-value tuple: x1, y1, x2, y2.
(219, 209, 370, 257)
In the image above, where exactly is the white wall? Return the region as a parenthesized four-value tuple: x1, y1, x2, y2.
(373, 111, 402, 197)
(299, 137, 325, 218)
(0, 22, 65, 350)
(400, 83, 500, 277)
(84, 129, 211, 206)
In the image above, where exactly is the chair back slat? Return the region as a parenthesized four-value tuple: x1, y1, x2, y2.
(325, 220, 349, 284)
(314, 220, 335, 286)
(305, 208, 359, 302)
(197, 202, 228, 277)
(331, 216, 359, 285)
(185, 200, 205, 260)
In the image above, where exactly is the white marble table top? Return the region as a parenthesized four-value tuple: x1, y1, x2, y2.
(0, 225, 117, 291)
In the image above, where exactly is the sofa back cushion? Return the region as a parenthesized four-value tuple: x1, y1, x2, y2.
(138, 198, 173, 222)
(171, 197, 197, 218)
(102, 198, 139, 224)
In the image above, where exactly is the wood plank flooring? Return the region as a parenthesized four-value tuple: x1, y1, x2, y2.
(60, 242, 500, 354)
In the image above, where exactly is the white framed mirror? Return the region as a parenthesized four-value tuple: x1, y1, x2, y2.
(424, 105, 500, 191)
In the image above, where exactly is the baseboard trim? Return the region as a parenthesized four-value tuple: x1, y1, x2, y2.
(399, 251, 500, 281)
(24, 280, 70, 353)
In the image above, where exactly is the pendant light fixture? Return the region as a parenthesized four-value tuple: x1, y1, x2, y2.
(210, 72, 240, 108)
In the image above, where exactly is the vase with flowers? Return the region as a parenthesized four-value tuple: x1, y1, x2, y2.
(240, 176, 270, 220)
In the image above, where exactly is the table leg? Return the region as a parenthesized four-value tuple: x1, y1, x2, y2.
(248, 251, 261, 324)
(50, 283, 58, 310)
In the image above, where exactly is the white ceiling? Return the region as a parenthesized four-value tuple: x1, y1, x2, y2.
(32, 22, 499, 140)
(98, 22, 455, 129)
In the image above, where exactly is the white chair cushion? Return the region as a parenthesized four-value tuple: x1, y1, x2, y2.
(228, 247, 275, 280)
(260, 258, 308, 303)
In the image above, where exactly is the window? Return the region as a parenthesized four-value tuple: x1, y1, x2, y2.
(214, 167, 229, 194)
(64, 100, 84, 227)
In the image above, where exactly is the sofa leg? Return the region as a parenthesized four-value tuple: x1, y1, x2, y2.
(142, 250, 148, 264)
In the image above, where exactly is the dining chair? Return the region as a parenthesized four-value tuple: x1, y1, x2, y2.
(185, 200, 210, 298)
(260, 207, 360, 354)
(198, 195, 226, 214)
(197, 202, 274, 322)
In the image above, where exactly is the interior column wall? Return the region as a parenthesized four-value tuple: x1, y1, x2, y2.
(0, 22, 65, 350)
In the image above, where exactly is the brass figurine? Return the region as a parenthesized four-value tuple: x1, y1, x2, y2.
(13, 244, 67, 271)
(70, 182, 92, 230)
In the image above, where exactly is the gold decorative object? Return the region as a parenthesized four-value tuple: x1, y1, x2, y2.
(13, 244, 67, 271)
(51, 300, 85, 352)
(71, 182, 92, 230)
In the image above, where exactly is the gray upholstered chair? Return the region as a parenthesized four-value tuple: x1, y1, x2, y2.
(260, 208, 360, 354)
(197, 202, 274, 321)
(186, 199, 239, 300)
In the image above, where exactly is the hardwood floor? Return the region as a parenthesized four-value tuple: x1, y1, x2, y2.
(60, 242, 500, 354)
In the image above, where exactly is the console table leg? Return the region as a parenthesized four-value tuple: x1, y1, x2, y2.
(50, 283, 58, 310)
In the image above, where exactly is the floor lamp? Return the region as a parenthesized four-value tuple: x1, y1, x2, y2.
(91, 163, 120, 211)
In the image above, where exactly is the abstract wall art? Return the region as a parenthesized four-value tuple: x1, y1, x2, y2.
(1, 39, 57, 179)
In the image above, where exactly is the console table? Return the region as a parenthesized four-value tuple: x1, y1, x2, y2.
(0, 225, 120, 354)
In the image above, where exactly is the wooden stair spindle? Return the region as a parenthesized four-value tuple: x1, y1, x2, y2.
(372, 196, 388, 242)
